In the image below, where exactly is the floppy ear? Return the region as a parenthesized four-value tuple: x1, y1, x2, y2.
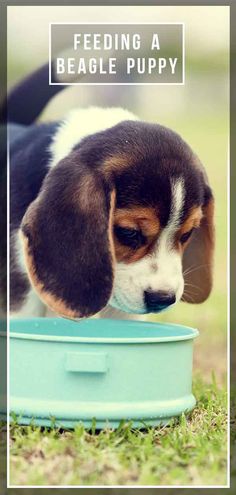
(20, 151, 116, 319)
(182, 190, 215, 304)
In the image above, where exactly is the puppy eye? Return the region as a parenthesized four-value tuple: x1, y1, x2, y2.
(114, 226, 146, 249)
(180, 228, 194, 244)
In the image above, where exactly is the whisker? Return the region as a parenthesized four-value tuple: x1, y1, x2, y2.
(182, 263, 198, 276)
(182, 292, 195, 303)
(183, 263, 210, 277)
(184, 282, 204, 295)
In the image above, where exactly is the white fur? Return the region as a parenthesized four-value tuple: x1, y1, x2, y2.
(109, 179, 185, 314)
(50, 106, 138, 168)
(11, 289, 45, 319)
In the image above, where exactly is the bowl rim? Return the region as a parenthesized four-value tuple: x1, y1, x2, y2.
(6, 318, 199, 344)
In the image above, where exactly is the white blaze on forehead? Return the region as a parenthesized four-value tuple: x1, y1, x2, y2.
(158, 178, 185, 247)
(168, 178, 185, 234)
(154, 178, 184, 275)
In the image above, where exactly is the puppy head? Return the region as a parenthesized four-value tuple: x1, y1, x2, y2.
(21, 120, 214, 318)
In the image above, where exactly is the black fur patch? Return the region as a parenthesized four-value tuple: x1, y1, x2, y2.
(10, 123, 59, 230)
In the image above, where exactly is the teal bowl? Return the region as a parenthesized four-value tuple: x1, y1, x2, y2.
(4, 318, 199, 428)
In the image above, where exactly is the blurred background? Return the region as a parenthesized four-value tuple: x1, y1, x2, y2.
(8, 5, 229, 384)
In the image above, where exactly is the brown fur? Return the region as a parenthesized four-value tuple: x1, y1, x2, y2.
(114, 207, 160, 236)
(175, 206, 203, 253)
(114, 242, 150, 263)
(103, 154, 133, 178)
(182, 198, 215, 303)
(108, 190, 116, 271)
(179, 206, 203, 236)
(113, 207, 160, 263)
(73, 172, 103, 213)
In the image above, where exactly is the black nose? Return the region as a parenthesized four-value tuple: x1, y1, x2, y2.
(144, 290, 176, 312)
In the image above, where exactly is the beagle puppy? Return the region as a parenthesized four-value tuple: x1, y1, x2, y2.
(9, 64, 214, 319)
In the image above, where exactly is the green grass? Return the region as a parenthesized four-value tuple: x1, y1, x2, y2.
(9, 376, 227, 487)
